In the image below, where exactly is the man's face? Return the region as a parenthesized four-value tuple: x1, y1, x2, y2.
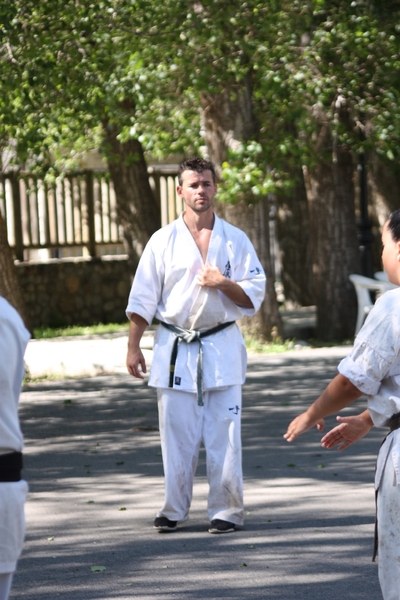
(177, 170, 217, 214)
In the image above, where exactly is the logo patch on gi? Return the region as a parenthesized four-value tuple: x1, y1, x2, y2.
(229, 405, 240, 415)
(250, 267, 262, 275)
(223, 261, 231, 278)
(174, 376, 181, 386)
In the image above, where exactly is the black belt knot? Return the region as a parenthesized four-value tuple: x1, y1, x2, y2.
(161, 321, 235, 406)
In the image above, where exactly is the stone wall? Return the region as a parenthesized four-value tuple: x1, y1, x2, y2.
(17, 256, 132, 329)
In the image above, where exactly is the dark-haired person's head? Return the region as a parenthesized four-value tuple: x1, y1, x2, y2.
(382, 209, 400, 286)
(387, 209, 400, 242)
(178, 157, 216, 186)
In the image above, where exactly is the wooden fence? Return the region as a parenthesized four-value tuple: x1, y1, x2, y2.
(0, 166, 182, 261)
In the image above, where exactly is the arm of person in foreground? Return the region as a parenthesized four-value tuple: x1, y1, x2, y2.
(320, 409, 373, 451)
(284, 374, 363, 442)
(196, 263, 254, 308)
(126, 313, 149, 379)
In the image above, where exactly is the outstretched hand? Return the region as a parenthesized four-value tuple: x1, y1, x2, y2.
(320, 413, 373, 451)
(284, 375, 363, 444)
(284, 413, 325, 442)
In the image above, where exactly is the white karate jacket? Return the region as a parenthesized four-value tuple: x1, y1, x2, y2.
(126, 213, 266, 392)
(0, 297, 30, 454)
(338, 287, 400, 489)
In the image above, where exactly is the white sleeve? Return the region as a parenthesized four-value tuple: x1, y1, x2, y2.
(125, 238, 164, 324)
(338, 291, 400, 394)
(231, 234, 266, 316)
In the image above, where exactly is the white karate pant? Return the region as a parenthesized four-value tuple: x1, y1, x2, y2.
(377, 452, 400, 600)
(156, 385, 244, 525)
(0, 574, 13, 600)
(0, 480, 28, 576)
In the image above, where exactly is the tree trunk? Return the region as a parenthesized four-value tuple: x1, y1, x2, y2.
(0, 212, 31, 332)
(201, 82, 255, 179)
(276, 169, 314, 306)
(368, 152, 400, 271)
(102, 125, 161, 272)
(369, 152, 400, 215)
(200, 82, 283, 341)
(303, 110, 359, 341)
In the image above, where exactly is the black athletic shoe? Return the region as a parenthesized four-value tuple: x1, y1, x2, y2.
(153, 517, 178, 532)
(208, 519, 236, 534)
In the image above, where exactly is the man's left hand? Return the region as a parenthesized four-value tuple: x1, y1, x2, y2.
(197, 263, 253, 308)
(197, 264, 224, 288)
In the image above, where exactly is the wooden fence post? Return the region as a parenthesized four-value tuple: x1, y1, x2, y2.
(10, 172, 24, 261)
(85, 170, 97, 258)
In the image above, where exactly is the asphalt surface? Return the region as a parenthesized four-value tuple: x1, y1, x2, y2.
(12, 336, 385, 599)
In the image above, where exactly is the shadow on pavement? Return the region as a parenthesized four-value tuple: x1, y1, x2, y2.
(12, 352, 383, 599)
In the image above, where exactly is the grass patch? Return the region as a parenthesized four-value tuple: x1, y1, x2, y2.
(307, 338, 353, 348)
(32, 322, 297, 354)
(244, 335, 296, 354)
(23, 372, 67, 384)
(33, 322, 129, 339)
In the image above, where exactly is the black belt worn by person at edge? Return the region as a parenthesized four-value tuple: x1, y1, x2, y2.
(160, 321, 235, 406)
(0, 451, 23, 482)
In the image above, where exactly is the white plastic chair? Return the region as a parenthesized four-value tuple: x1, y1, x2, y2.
(349, 274, 393, 336)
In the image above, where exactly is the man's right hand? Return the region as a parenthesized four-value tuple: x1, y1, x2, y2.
(126, 347, 147, 379)
(126, 313, 149, 379)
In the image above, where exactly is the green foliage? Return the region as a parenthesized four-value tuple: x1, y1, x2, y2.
(218, 142, 285, 204)
(253, 1, 400, 164)
(2, 0, 400, 192)
(243, 332, 296, 354)
(0, 0, 202, 167)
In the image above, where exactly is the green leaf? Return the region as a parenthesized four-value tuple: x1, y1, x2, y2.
(387, 149, 395, 160)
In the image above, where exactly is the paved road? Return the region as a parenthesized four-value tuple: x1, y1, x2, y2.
(12, 342, 384, 599)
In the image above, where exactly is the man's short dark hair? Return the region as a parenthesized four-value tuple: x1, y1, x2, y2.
(178, 157, 216, 186)
(388, 208, 400, 242)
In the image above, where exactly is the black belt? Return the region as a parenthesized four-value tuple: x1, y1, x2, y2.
(0, 451, 23, 482)
(389, 412, 400, 432)
(161, 321, 235, 406)
(373, 411, 400, 562)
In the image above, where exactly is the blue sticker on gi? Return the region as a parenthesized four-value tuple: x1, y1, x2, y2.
(174, 376, 181, 385)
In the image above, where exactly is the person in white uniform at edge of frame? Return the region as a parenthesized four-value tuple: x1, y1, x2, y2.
(125, 157, 266, 534)
(0, 297, 30, 600)
(284, 208, 400, 600)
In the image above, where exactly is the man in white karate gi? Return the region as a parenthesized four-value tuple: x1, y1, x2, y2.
(126, 157, 265, 533)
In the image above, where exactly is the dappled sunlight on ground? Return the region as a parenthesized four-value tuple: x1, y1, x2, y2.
(12, 351, 382, 599)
